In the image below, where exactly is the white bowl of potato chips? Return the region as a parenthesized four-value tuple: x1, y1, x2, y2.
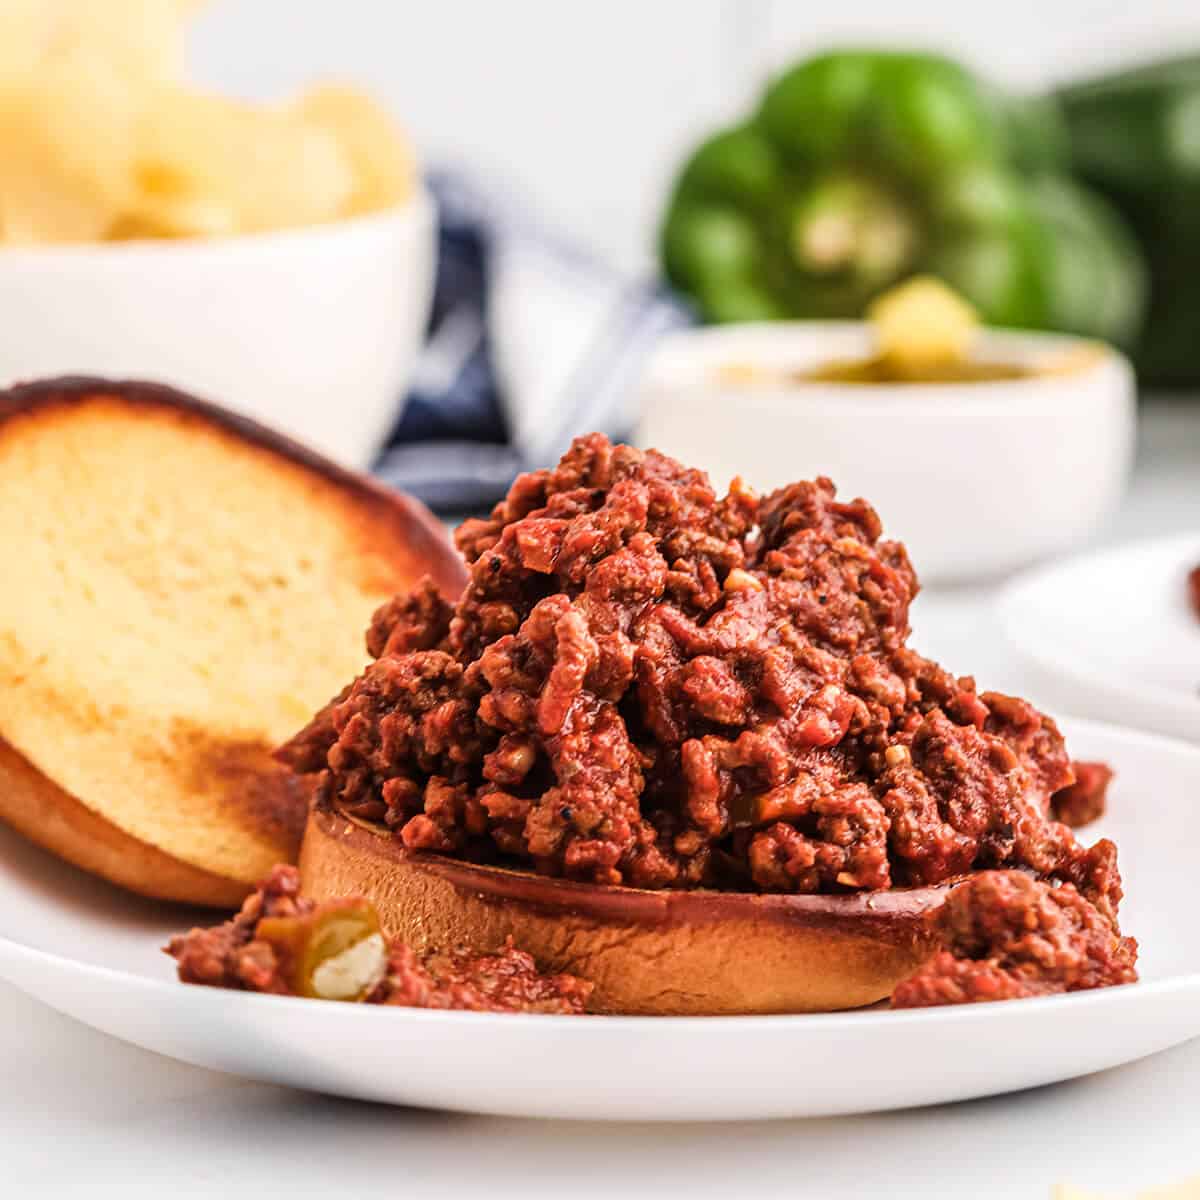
(0, 1, 434, 467)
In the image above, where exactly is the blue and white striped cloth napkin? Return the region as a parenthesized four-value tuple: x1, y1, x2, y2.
(371, 172, 693, 512)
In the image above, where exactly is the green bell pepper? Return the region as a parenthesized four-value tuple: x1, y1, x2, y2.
(662, 50, 1145, 347)
(1059, 55, 1200, 383)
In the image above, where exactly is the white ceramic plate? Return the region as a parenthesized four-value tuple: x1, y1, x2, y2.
(0, 718, 1196, 1122)
(1000, 533, 1200, 743)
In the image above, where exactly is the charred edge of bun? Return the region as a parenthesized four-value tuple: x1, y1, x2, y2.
(299, 797, 951, 1015)
(0, 375, 467, 599)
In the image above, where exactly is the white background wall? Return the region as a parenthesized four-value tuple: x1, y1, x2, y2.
(191, 0, 1200, 271)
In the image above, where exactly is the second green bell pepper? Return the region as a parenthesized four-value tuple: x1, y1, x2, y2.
(1059, 54, 1200, 383)
(662, 50, 1145, 347)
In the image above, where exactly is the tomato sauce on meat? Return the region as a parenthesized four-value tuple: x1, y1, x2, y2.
(167, 865, 590, 1014)
(891, 870, 1137, 1007)
(279, 435, 1136, 1004)
(1051, 761, 1113, 829)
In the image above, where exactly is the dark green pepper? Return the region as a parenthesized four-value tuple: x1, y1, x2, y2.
(661, 49, 1145, 347)
(1059, 55, 1200, 383)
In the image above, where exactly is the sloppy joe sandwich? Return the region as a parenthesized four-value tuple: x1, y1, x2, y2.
(0, 378, 465, 905)
(286, 433, 1134, 1014)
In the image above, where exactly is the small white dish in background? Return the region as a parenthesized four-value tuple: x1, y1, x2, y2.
(1000, 532, 1200, 744)
(637, 322, 1135, 584)
(0, 191, 436, 469)
(0, 717, 1193, 1122)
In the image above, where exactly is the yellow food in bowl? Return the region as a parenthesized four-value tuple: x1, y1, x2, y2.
(0, 0, 415, 244)
(718, 277, 1100, 386)
(862, 275, 984, 380)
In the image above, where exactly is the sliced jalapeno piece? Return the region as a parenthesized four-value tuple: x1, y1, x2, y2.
(257, 900, 384, 1001)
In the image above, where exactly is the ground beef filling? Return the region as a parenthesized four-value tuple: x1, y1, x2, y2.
(167, 866, 590, 1015)
(279, 434, 1135, 1001)
(1051, 761, 1113, 829)
(891, 870, 1138, 1008)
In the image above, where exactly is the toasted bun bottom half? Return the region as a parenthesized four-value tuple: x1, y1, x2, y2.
(300, 802, 949, 1015)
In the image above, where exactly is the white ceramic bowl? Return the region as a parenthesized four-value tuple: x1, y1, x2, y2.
(637, 322, 1136, 584)
(0, 191, 436, 469)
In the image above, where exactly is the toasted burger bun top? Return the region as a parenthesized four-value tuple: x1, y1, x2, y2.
(299, 799, 950, 1015)
(0, 377, 466, 905)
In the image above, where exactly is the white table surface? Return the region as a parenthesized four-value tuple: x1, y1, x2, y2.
(5, 401, 1199, 1199)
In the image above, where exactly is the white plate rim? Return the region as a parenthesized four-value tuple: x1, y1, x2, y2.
(0, 716, 1193, 1037)
(998, 531, 1200, 718)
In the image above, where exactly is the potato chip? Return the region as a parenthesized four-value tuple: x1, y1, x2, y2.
(0, 0, 50, 80)
(0, 1, 413, 244)
(126, 87, 355, 235)
(106, 193, 238, 241)
(0, 50, 140, 243)
(293, 84, 415, 215)
(1055, 1179, 1200, 1200)
(0, 1, 203, 82)
(230, 107, 356, 231)
(48, 0, 202, 82)
(121, 87, 249, 237)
